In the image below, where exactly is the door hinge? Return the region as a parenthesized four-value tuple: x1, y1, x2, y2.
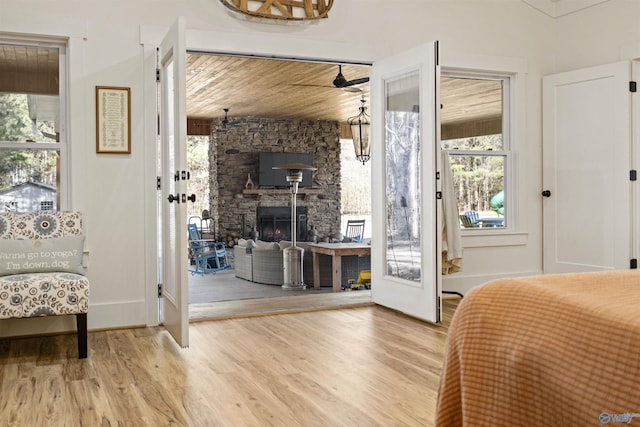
(630, 81, 637, 92)
(158, 283, 162, 297)
(157, 176, 161, 190)
(631, 259, 637, 269)
(435, 191, 442, 199)
(631, 170, 637, 181)
(156, 68, 160, 83)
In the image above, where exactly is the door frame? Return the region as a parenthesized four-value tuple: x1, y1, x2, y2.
(140, 26, 384, 326)
(140, 26, 530, 325)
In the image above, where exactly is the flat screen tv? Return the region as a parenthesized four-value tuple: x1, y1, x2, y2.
(258, 152, 313, 188)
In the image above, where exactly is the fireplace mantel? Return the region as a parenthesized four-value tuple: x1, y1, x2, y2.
(241, 188, 322, 201)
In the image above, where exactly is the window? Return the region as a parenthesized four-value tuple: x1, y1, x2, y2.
(340, 138, 371, 239)
(0, 39, 66, 212)
(40, 200, 54, 211)
(441, 74, 510, 229)
(186, 134, 210, 219)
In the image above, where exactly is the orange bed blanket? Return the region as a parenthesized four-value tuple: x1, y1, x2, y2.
(435, 270, 640, 426)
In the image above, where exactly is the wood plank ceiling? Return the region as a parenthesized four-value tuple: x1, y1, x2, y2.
(186, 53, 371, 124)
(0, 44, 503, 135)
(187, 52, 503, 131)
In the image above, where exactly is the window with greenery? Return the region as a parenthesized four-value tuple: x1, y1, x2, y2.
(0, 40, 64, 213)
(441, 74, 509, 229)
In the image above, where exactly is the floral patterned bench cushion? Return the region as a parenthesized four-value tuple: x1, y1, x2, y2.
(0, 272, 89, 319)
(0, 211, 89, 319)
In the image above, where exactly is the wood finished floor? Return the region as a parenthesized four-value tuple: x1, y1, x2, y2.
(0, 298, 460, 427)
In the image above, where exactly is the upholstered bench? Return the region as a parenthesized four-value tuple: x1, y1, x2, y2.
(0, 212, 89, 358)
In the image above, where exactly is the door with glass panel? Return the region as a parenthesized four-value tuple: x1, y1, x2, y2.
(370, 42, 442, 323)
(158, 17, 189, 347)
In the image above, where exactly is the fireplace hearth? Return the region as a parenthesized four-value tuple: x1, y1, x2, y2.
(256, 206, 307, 242)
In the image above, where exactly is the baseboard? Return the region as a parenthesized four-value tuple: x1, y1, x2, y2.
(442, 270, 542, 297)
(0, 299, 147, 338)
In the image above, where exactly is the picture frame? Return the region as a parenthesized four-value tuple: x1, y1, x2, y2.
(95, 86, 131, 154)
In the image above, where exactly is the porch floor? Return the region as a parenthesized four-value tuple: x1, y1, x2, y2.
(188, 268, 372, 320)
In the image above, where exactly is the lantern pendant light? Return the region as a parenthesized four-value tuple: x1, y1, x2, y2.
(348, 97, 371, 164)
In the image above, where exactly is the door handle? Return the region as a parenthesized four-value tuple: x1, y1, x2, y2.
(167, 194, 180, 203)
(187, 194, 196, 203)
(542, 190, 551, 197)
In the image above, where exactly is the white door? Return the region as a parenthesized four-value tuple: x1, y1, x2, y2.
(370, 42, 442, 323)
(542, 61, 631, 273)
(158, 17, 189, 347)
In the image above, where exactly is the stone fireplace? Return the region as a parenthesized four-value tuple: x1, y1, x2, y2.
(257, 206, 307, 242)
(210, 116, 344, 245)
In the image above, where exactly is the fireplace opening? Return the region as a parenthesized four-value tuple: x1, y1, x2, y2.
(257, 206, 307, 242)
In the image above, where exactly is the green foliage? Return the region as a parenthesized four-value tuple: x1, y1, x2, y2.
(446, 135, 505, 214)
(0, 94, 32, 141)
(0, 93, 59, 190)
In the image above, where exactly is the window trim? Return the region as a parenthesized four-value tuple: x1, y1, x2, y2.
(0, 36, 68, 212)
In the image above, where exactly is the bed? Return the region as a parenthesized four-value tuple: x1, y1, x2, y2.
(435, 270, 640, 426)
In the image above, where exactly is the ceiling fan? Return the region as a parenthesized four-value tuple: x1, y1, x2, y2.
(332, 65, 369, 88)
(290, 65, 369, 93)
(220, 108, 240, 128)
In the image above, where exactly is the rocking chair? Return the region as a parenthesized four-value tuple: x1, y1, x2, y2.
(188, 223, 230, 275)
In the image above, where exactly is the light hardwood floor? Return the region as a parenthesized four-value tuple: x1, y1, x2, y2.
(0, 298, 459, 426)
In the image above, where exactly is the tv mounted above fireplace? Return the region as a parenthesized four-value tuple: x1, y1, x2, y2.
(258, 152, 313, 188)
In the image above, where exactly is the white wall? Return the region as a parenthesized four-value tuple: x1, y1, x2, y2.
(554, 0, 640, 71)
(0, 0, 637, 334)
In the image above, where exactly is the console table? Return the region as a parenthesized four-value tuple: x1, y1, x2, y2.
(310, 243, 372, 292)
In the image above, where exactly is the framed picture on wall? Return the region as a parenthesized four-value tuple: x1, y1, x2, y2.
(95, 86, 131, 154)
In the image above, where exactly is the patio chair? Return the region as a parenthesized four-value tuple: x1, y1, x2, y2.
(188, 224, 230, 275)
(459, 211, 480, 228)
(344, 219, 365, 242)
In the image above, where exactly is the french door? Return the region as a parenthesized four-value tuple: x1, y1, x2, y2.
(158, 17, 189, 347)
(151, 24, 443, 336)
(542, 61, 632, 273)
(370, 42, 442, 323)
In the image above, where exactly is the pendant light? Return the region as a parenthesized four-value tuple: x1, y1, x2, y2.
(348, 97, 371, 164)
